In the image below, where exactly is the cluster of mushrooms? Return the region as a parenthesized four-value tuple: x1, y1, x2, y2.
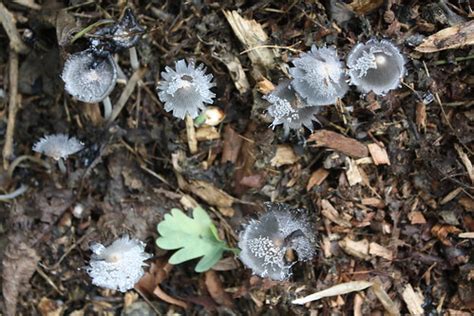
(30, 8, 408, 291)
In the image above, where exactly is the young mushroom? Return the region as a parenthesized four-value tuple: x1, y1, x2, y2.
(289, 46, 348, 106)
(32, 134, 84, 173)
(238, 203, 316, 281)
(156, 59, 216, 120)
(87, 235, 151, 293)
(264, 80, 321, 136)
(61, 50, 118, 120)
(347, 39, 405, 95)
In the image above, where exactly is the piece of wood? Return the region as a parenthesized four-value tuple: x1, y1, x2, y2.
(321, 199, 352, 228)
(306, 168, 330, 191)
(339, 237, 370, 260)
(292, 281, 373, 305)
(270, 144, 299, 167)
(416, 20, 474, 53)
(401, 284, 424, 316)
(0, 4, 28, 54)
(345, 157, 363, 186)
(308, 130, 368, 158)
(367, 143, 391, 165)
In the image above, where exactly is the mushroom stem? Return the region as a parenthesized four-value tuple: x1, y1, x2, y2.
(129, 47, 139, 70)
(57, 158, 67, 174)
(102, 96, 112, 120)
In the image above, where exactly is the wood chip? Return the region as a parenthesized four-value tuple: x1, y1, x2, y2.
(339, 237, 370, 260)
(367, 143, 391, 165)
(440, 187, 463, 205)
(256, 77, 275, 95)
(416, 102, 427, 131)
(361, 197, 385, 208)
(187, 179, 235, 209)
(270, 144, 299, 167)
(345, 157, 363, 186)
(454, 144, 474, 184)
(214, 52, 250, 94)
(369, 242, 393, 260)
(415, 20, 474, 53)
(458, 232, 474, 238)
(401, 284, 424, 316)
(223, 10, 277, 68)
(372, 278, 400, 316)
(195, 126, 220, 141)
(408, 211, 427, 224)
(321, 199, 352, 228)
(292, 281, 373, 305)
(306, 168, 330, 191)
(308, 130, 368, 158)
(221, 125, 243, 164)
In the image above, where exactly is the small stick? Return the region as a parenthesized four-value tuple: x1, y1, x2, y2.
(0, 3, 28, 54)
(2, 50, 19, 169)
(107, 67, 146, 123)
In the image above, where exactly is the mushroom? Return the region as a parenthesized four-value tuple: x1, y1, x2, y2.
(61, 50, 118, 120)
(347, 39, 406, 95)
(238, 203, 316, 281)
(289, 46, 348, 106)
(156, 59, 216, 120)
(32, 134, 84, 173)
(264, 80, 321, 136)
(87, 235, 151, 292)
(90, 8, 144, 70)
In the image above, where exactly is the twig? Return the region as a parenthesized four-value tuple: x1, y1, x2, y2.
(2, 50, 19, 169)
(7, 155, 51, 178)
(107, 67, 147, 123)
(0, 3, 28, 54)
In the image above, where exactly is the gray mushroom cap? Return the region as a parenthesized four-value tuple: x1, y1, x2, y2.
(289, 46, 348, 106)
(62, 51, 118, 103)
(347, 39, 405, 95)
(238, 203, 316, 281)
(264, 80, 321, 135)
(156, 59, 215, 119)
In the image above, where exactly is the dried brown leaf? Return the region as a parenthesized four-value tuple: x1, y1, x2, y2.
(3, 238, 40, 316)
(205, 270, 234, 308)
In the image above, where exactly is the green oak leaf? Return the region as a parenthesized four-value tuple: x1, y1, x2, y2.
(156, 206, 235, 272)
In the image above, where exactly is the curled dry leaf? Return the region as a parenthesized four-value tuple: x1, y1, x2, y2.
(2, 238, 40, 316)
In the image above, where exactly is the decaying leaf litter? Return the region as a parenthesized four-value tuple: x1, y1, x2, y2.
(0, 0, 473, 315)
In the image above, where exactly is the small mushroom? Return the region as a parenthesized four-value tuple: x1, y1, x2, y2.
(289, 46, 348, 106)
(264, 80, 321, 136)
(238, 203, 316, 281)
(61, 50, 118, 119)
(347, 39, 406, 95)
(156, 59, 216, 120)
(87, 235, 151, 292)
(32, 134, 84, 173)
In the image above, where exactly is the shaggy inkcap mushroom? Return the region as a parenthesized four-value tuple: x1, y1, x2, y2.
(62, 50, 117, 103)
(264, 80, 321, 135)
(156, 59, 216, 119)
(347, 39, 405, 95)
(289, 46, 348, 106)
(238, 203, 316, 281)
(87, 235, 151, 293)
(33, 134, 84, 173)
(90, 8, 144, 56)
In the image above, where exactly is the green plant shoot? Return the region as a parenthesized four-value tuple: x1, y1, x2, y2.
(156, 206, 238, 272)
